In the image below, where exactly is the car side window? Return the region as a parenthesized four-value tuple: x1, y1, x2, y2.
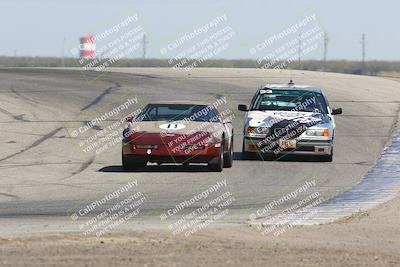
(250, 93, 261, 110)
(249, 89, 261, 110)
(148, 107, 156, 116)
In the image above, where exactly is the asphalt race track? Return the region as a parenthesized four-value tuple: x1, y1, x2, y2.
(0, 68, 399, 234)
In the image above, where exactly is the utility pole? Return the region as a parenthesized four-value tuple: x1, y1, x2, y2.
(61, 37, 66, 67)
(298, 34, 302, 68)
(13, 49, 18, 67)
(142, 33, 147, 59)
(361, 33, 366, 74)
(323, 32, 328, 71)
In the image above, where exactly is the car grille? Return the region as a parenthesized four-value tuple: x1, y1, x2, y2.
(274, 128, 288, 136)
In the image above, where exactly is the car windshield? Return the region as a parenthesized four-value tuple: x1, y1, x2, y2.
(139, 104, 220, 122)
(251, 89, 328, 114)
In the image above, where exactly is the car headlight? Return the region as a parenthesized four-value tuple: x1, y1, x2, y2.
(306, 129, 330, 137)
(247, 126, 270, 136)
(204, 135, 222, 147)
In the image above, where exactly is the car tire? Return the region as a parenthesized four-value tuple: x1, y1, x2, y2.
(242, 140, 251, 159)
(318, 148, 333, 162)
(209, 143, 224, 172)
(223, 136, 233, 168)
(122, 151, 147, 170)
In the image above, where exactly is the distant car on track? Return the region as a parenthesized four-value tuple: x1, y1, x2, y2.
(238, 81, 342, 161)
(122, 101, 233, 171)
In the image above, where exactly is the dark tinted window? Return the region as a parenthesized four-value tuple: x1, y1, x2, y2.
(251, 89, 328, 114)
(139, 104, 220, 122)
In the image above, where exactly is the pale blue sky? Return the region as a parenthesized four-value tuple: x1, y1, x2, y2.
(0, 0, 397, 60)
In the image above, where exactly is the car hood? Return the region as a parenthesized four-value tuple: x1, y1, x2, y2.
(129, 120, 222, 135)
(246, 110, 330, 128)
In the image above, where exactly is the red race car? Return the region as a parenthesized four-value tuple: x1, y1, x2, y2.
(122, 101, 233, 172)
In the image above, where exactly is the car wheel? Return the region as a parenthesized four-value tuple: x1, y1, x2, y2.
(223, 136, 233, 168)
(209, 143, 224, 172)
(242, 140, 250, 159)
(122, 151, 147, 170)
(318, 148, 333, 162)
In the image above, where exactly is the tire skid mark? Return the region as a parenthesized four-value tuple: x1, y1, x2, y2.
(9, 85, 57, 118)
(10, 85, 40, 105)
(83, 121, 103, 131)
(0, 193, 19, 200)
(0, 161, 91, 169)
(127, 73, 158, 79)
(0, 106, 29, 122)
(80, 80, 121, 111)
(50, 182, 99, 192)
(1, 129, 69, 139)
(60, 155, 96, 181)
(0, 127, 63, 162)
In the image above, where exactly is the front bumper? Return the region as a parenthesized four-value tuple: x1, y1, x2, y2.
(244, 137, 332, 155)
(122, 141, 221, 163)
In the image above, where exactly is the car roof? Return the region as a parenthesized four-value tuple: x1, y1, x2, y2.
(260, 83, 322, 93)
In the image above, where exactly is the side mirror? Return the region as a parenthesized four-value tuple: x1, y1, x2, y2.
(331, 108, 343, 115)
(125, 116, 134, 122)
(238, 104, 248, 112)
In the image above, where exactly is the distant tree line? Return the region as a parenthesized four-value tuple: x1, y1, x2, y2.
(1, 56, 399, 76)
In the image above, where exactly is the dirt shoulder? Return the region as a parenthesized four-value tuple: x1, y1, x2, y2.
(1, 192, 399, 267)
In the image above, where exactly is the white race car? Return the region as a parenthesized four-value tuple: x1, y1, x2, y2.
(238, 81, 342, 161)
